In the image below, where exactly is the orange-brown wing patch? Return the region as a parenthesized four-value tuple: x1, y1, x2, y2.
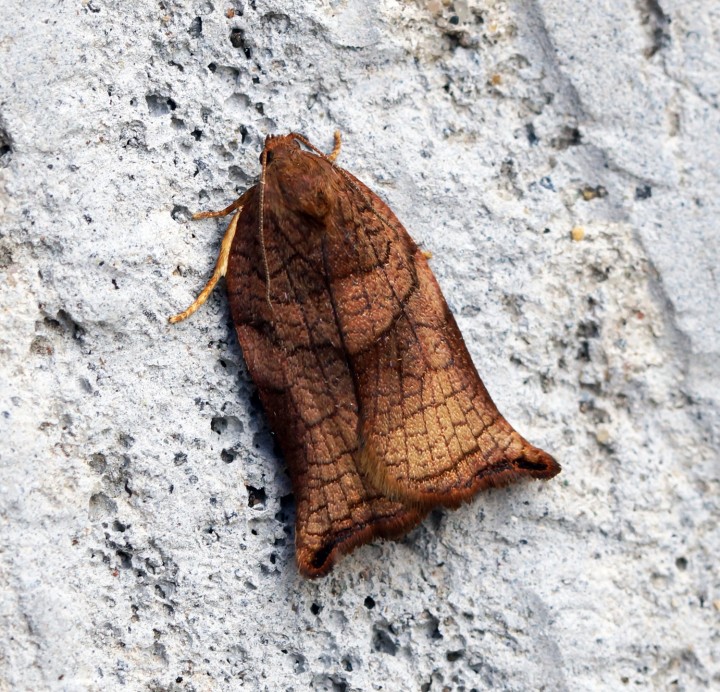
(323, 175, 560, 507)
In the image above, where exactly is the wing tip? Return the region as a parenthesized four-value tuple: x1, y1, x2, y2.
(511, 445, 562, 480)
(296, 506, 425, 579)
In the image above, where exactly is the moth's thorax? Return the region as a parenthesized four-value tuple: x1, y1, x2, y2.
(261, 137, 335, 220)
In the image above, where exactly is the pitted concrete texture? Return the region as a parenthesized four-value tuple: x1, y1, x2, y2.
(1, 1, 718, 690)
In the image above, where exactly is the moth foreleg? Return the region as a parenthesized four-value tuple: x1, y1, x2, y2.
(327, 131, 342, 163)
(168, 207, 242, 324)
(191, 196, 245, 220)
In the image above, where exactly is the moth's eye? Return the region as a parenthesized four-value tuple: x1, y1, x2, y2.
(261, 149, 274, 165)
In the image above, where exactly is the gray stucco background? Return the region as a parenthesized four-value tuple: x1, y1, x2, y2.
(1, 0, 718, 689)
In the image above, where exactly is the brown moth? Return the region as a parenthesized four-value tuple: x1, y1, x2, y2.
(170, 132, 560, 578)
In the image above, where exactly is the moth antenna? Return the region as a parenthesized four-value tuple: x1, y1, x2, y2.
(258, 147, 273, 309)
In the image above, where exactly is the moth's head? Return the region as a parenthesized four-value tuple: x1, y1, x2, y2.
(260, 134, 335, 219)
(261, 134, 301, 165)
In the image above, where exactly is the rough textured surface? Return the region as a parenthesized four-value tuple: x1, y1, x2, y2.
(1, 1, 718, 690)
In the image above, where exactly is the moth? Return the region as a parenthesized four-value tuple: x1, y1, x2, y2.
(170, 132, 560, 578)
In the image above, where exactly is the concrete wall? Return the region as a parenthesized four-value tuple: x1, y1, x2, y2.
(1, 1, 718, 689)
